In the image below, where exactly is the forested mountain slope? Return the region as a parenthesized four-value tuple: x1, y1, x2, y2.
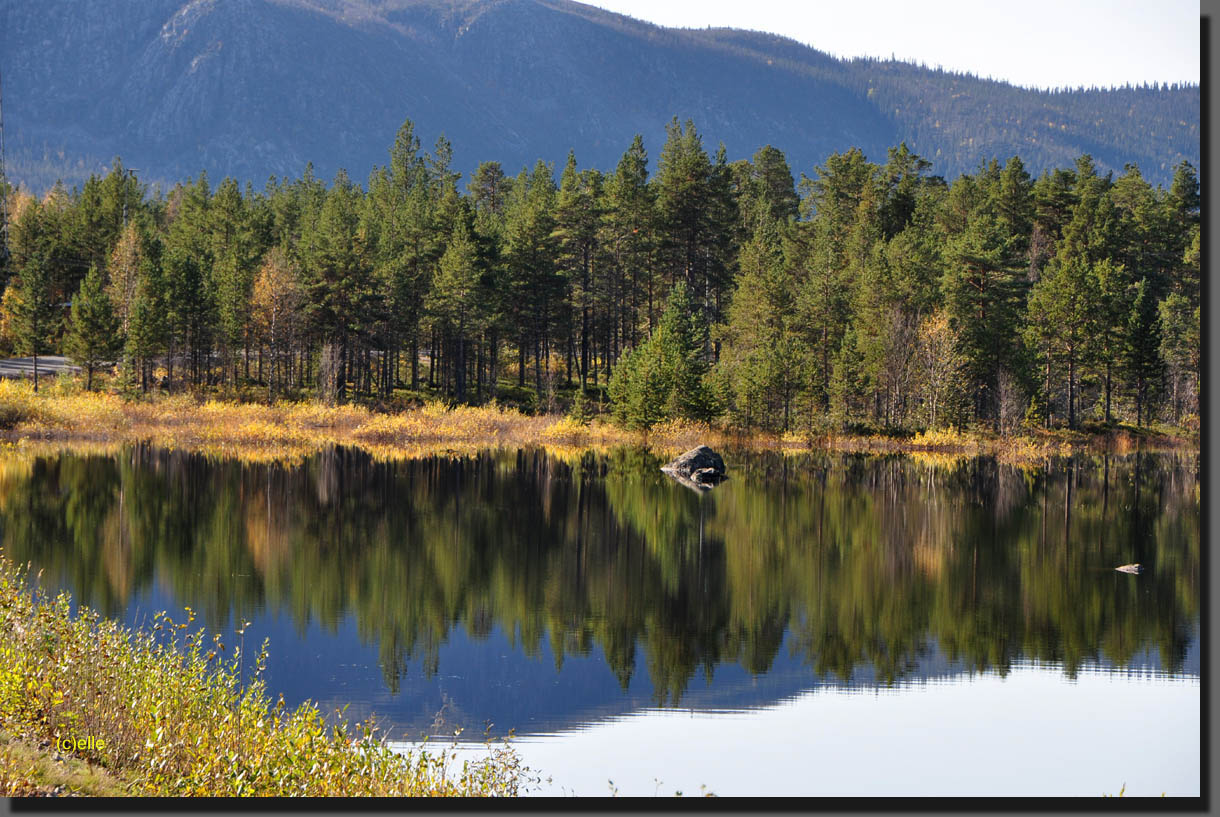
(0, 0, 1198, 190)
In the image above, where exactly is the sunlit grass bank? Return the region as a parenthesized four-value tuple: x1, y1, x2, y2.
(0, 378, 1193, 465)
(0, 555, 533, 797)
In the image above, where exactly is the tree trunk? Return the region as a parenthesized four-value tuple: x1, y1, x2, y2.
(1067, 349, 1075, 430)
(1104, 361, 1112, 424)
(1044, 357, 1052, 429)
(476, 339, 483, 401)
(411, 335, 419, 390)
(534, 337, 542, 399)
(567, 331, 574, 387)
(581, 301, 589, 387)
(428, 329, 436, 388)
(489, 330, 498, 399)
(518, 340, 526, 388)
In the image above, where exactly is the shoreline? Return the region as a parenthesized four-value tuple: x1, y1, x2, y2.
(0, 381, 1196, 465)
(0, 556, 533, 797)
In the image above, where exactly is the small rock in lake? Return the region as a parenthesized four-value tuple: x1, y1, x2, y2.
(1115, 563, 1143, 574)
(661, 445, 727, 490)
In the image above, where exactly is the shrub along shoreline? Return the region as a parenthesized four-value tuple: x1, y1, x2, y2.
(0, 378, 1194, 466)
(0, 555, 534, 797)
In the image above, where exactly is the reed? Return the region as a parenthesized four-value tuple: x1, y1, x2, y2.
(0, 379, 1193, 466)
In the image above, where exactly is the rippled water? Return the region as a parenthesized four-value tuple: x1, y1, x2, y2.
(0, 446, 1200, 796)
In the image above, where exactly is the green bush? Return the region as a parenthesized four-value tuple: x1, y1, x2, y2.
(0, 555, 535, 797)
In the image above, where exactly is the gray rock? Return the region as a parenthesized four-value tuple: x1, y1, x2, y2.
(661, 446, 727, 490)
(1115, 563, 1143, 574)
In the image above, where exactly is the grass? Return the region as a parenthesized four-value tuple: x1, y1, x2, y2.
(1, 730, 130, 797)
(783, 422, 1192, 465)
(0, 378, 730, 463)
(0, 554, 535, 797)
(0, 378, 1195, 466)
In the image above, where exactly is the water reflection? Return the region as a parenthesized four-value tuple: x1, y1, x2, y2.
(0, 446, 1199, 736)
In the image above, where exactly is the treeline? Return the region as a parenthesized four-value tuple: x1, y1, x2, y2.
(0, 118, 1200, 433)
(837, 59, 1199, 181)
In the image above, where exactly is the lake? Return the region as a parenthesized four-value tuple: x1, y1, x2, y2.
(0, 445, 1200, 797)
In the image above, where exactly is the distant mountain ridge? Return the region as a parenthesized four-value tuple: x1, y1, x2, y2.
(0, 0, 1199, 191)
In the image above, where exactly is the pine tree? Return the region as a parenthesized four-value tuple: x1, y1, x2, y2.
(1124, 278, 1162, 426)
(7, 198, 59, 392)
(608, 281, 712, 429)
(126, 262, 168, 394)
(607, 341, 668, 430)
(163, 175, 215, 388)
(503, 161, 560, 397)
(554, 151, 602, 387)
(302, 170, 374, 403)
(428, 218, 483, 401)
(602, 135, 655, 343)
(1025, 254, 1095, 429)
(714, 217, 804, 430)
(210, 177, 260, 387)
(13, 260, 55, 393)
(1159, 292, 1197, 424)
(64, 265, 121, 390)
(942, 210, 1027, 429)
(878, 142, 935, 240)
(369, 119, 437, 393)
(653, 119, 736, 336)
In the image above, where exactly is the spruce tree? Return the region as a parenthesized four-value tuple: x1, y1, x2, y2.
(715, 217, 804, 430)
(428, 218, 483, 401)
(65, 265, 121, 390)
(126, 262, 169, 394)
(13, 261, 55, 393)
(1124, 278, 1162, 427)
(608, 281, 712, 429)
(162, 174, 214, 388)
(210, 177, 259, 387)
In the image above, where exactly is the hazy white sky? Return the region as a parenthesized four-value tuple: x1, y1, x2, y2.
(579, 0, 1200, 90)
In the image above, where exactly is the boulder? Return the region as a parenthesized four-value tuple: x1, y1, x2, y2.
(661, 446, 727, 489)
(1115, 563, 1143, 574)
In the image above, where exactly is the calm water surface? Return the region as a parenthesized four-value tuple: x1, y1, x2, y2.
(0, 446, 1200, 796)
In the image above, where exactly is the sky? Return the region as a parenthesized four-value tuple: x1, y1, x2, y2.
(579, 0, 1200, 91)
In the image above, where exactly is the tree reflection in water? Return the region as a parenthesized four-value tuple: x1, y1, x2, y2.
(0, 445, 1198, 707)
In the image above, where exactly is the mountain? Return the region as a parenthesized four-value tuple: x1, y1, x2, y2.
(0, 0, 1199, 191)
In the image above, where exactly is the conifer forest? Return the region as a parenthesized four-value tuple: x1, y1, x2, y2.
(0, 118, 1200, 436)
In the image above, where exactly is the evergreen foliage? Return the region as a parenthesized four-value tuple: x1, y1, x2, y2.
(64, 265, 121, 390)
(0, 118, 1199, 434)
(608, 282, 713, 429)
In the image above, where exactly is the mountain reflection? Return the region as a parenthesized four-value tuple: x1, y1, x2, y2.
(0, 446, 1199, 708)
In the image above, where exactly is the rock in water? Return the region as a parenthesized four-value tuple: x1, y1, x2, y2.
(1115, 563, 1143, 574)
(661, 446, 727, 489)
